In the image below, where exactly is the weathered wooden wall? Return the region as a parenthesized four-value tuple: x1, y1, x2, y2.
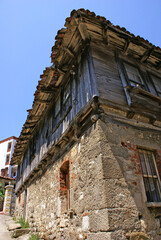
(16, 49, 98, 190)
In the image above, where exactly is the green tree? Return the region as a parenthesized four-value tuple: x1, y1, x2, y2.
(0, 182, 5, 200)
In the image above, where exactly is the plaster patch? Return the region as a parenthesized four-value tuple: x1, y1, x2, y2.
(82, 216, 89, 231)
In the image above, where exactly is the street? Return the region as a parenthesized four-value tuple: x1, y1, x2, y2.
(0, 214, 12, 240)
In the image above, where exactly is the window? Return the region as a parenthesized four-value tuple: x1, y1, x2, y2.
(53, 82, 72, 128)
(7, 142, 12, 152)
(5, 154, 10, 165)
(149, 74, 161, 98)
(60, 161, 70, 213)
(123, 63, 145, 89)
(63, 82, 71, 112)
(138, 148, 161, 202)
(117, 58, 161, 107)
(55, 95, 61, 118)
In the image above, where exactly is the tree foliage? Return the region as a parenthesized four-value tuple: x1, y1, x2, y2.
(0, 182, 5, 200)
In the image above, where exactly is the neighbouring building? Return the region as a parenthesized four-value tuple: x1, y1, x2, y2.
(11, 9, 161, 240)
(0, 136, 18, 178)
(0, 176, 16, 212)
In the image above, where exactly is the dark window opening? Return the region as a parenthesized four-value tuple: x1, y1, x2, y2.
(149, 74, 161, 98)
(7, 142, 12, 152)
(138, 148, 161, 202)
(5, 154, 10, 165)
(60, 161, 70, 214)
(123, 63, 145, 89)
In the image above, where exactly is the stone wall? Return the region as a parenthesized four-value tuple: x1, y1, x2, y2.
(14, 119, 161, 239)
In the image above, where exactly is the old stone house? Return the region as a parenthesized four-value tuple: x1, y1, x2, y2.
(11, 9, 161, 240)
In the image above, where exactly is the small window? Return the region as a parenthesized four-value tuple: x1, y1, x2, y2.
(63, 82, 71, 112)
(60, 161, 70, 214)
(5, 154, 10, 165)
(7, 142, 12, 152)
(138, 148, 161, 202)
(124, 63, 145, 89)
(149, 74, 161, 98)
(55, 95, 61, 118)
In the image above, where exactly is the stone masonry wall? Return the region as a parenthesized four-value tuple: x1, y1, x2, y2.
(15, 119, 161, 240)
(99, 117, 161, 240)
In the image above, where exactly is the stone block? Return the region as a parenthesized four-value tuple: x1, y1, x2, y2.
(102, 156, 123, 179)
(87, 230, 127, 240)
(8, 223, 21, 231)
(104, 179, 136, 208)
(87, 232, 111, 240)
(130, 232, 150, 240)
(12, 228, 31, 238)
(107, 208, 140, 231)
(82, 216, 89, 231)
(89, 209, 109, 232)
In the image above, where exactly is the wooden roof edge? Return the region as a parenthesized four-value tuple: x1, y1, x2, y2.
(12, 9, 161, 164)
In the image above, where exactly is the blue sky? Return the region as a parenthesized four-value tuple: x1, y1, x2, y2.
(0, 0, 161, 140)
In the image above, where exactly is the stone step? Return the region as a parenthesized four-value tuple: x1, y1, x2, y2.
(12, 228, 31, 238)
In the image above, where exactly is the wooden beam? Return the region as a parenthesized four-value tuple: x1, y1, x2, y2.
(35, 99, 50, 104)
(23, 125, 35, 129)
(102, 26, 108, 45)
(123, 39, 130, 54)
(57, 68, 66, 75)
(63, 46, 74, 58)
(126, 111, 135, 119)
(140, 47, 154, 63)
(78, 22, 90, 42)
(156, 61, 161, 70)
(21, 132, 31, 136)
(28, 115, 40, 120)
(40, 87, 57, 93)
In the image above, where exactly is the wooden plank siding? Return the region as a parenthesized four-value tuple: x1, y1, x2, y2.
(16, 49, 98, 190)
(91, 42, 127, 106)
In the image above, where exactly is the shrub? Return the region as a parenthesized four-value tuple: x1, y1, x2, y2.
(29, 234, 39, 240)
(17, 218, 29, 228)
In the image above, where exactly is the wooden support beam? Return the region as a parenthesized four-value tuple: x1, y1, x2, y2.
(23, 125, 35, 129)
(21, 132, 31, 136)
(28, 115, 40, 120)
(78, 22, 90, 42)
(63, 46, 74, 58)
(27, 109, 32, 113)
(102, 26, 108, 45)
(123, 39, 130, 54)
(40, 87, 57, 93)
(140, 47, 154, 63)
(126, 111, 135, 119)
(35, 99, 50, 104)
(149, 116, 156, 124)
(62, 136, 69, 142)
(156, 61, 161, 70)
(57, 68, 66, 75)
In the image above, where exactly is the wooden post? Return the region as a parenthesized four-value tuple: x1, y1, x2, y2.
(3, 183, 14, 215)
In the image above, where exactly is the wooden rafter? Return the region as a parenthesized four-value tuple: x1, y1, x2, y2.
(102, 25, 108, 45)
(40, 87, 57, 93)
(63, 46, 74, 58)
(156, 61, 161, 70)
(123, 38, 130, 54)
(140, 47, 154, 63)
(78, 22, 90, 42)
(35, 99, 51, 104)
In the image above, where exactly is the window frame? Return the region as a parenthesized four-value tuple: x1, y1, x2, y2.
(121, 61, 149, 91)
(5, 154, 10, 165)
(138, 147, 161, 203)
(117, 54, 161, 106)
(147, 72, 161, 98)
(7, 142, 12, 152)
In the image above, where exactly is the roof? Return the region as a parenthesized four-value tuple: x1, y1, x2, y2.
(0, 136, 18, 144)
(11, 8, 161, 165)
(0, 176, 16, 181)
